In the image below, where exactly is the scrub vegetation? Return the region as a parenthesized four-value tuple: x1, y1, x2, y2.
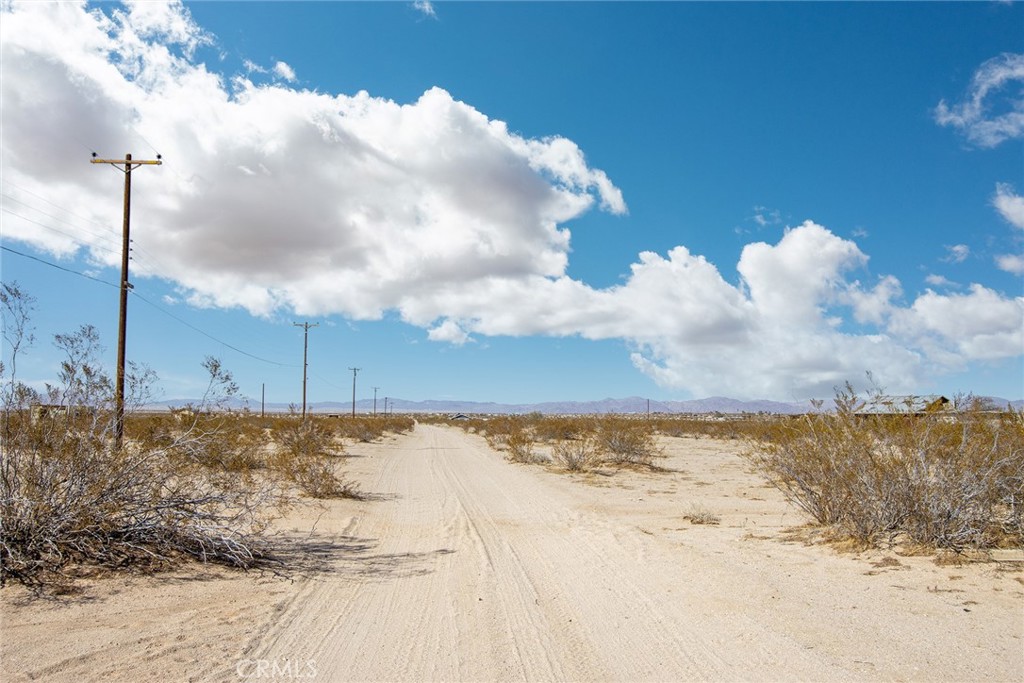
(0, 282, 412, 590)
(443, 389, 1023, 553)
(747, 386, 1023, 551)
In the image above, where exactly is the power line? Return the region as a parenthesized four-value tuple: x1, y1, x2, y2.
(1, 206, 121, 258)
(1, 244, 118, 287)
(308, 371, 348, 393)
(2, 180, 186, 285)
(1, 245, 297, 368)
(1, 192, 120, 244)
(2, 179, 115, 232)
(130, 291, 298, 368)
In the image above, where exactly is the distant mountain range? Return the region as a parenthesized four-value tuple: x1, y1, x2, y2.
(145, 394, 1024, 415)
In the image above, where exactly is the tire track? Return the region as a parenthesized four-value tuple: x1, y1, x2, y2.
(244, 424, 860, 682)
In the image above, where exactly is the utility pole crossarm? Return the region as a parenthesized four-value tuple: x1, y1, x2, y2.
(91, 158, 162, 169)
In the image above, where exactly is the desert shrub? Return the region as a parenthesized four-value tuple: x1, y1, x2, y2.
(534, 416, 593, 443)
(336, 416, 382, 443)
(168, 407, 269, 473)
(505, 428, 538, 464)
(0, 285, 296, 589)
(481, 415, 523, 450)
(551, 434, 601, 472)
(380, 415, 415, 434)
(748, 385, 1024, 550)
(595, 417, 660, 467)
(684, 504, 721, 525)
(268, 416, 353, 498)
(0, 327, 278, 587)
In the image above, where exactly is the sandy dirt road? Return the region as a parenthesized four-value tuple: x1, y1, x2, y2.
(242, 424, 1023, 681)
(2, 422, 1022, 681)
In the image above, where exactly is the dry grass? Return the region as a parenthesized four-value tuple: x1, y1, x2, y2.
(684, 504, 721, 525)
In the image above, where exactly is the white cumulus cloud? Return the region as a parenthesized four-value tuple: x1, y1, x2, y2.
(2, 1, 1021, 400)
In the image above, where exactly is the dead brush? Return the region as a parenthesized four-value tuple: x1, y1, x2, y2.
(552, 434, 601, 472)
(1, 290, 263, 587)
(0, 341, 280, 589)
(747, 384, 1024, 551)
(268, 416, 358, 499)
(595, 417, 661, 468)
(505, 428, 538, 464)
(337, 416, 384, 443)
(684, 504, 721, 525)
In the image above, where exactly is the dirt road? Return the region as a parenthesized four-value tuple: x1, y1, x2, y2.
(242, 424, 1022, 681)
(3, 423, 1021, 681)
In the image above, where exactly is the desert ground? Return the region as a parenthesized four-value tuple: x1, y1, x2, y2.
(2, 422, 1022, 682)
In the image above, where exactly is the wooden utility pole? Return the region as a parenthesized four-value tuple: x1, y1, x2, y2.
(90, 152, 161, 450)
(349, 367, 360, 418)
(373, 386, 379, 417)
(293, 322, 318, 419)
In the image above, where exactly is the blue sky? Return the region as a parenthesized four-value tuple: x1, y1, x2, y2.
(2, 1, 1022, 406)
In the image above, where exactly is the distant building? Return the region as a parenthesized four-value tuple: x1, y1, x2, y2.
(29, 403, 97, 424)
(854, 395, 950, 416)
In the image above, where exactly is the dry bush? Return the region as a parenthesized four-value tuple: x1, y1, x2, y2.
(380, 415, 415, 434)
(505, 428, 538, 464)
(0, 281, 415, 590)
(0, 297, 280, 588)
(335, 416, 384, 443)
(552, 435, 601, 472)
(595, 417, 661, 467)
(268, 416, 355, 498)
(533, 415, 593, 443)
(684, 504, 721, 525)
(167, 408, 270, 473)
(480, 415, 525, 451)
(747, 385, 1024, 551)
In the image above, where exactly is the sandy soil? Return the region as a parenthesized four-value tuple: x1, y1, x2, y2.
(2, 422, 1022, 682)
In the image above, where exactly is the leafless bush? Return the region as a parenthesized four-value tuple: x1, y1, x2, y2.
(747, 384, 1024, 550)
(0, 294, 280, 588)
(685, 504, 721, 525)
(505, 428, 538, 464)
(335, 416, 381, 443)
(534, 415, 593, 442)
(552, 435, 601, 472)
(268, 416, 357, 499)
(595, 417, 661, 467)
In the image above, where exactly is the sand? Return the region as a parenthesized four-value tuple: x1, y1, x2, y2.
(2, 422, 1022, 682)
